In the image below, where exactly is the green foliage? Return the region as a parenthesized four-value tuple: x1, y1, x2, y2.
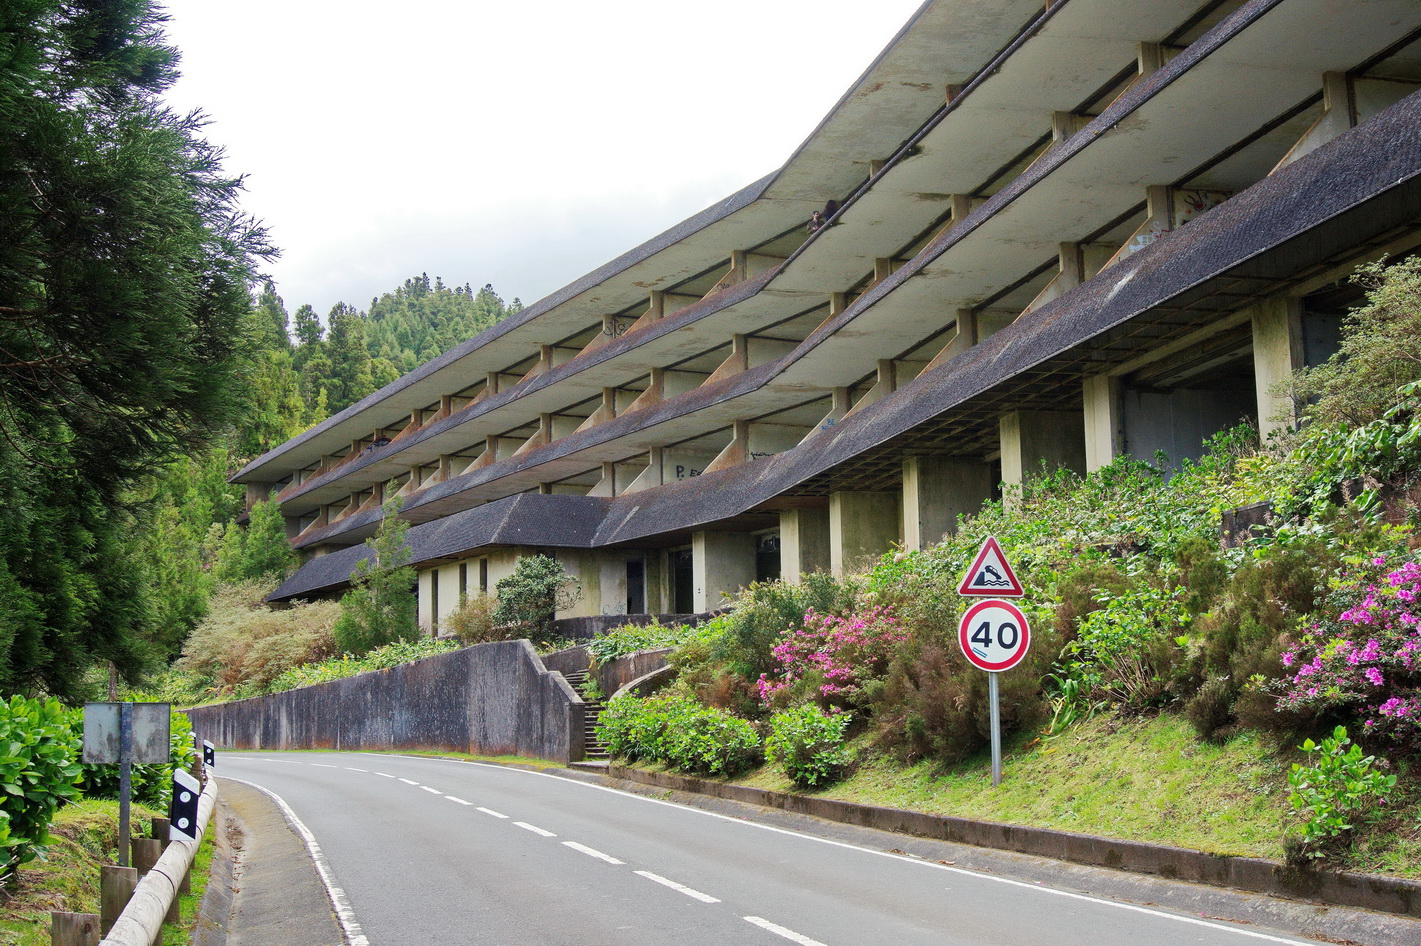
(334, 498, 418, 655)
(0, 696, 82, 873)
(175, 582, 340, 698)
(585, 620, 695, 666)
(713, 574, 859, 688)
(870, 639, 1050, 764)
(1066, 578, 1190, 710)
(1287, 726, 1396, 860)
(78, 707, 195, 809)
(269, 638, 458, 692)
(595, 694, 761, 777)
(214, 498, 293, 587)
(443, 592, 503, 645)
(1289, 257, 1421, 428)
(765, 705, 851, 788)
(491, 555, 580, 636)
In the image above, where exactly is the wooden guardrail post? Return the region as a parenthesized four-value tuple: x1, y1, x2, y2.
(99, 866, 137, 935)
(50, 912, 100, 946)
(148, 819, 181, 924)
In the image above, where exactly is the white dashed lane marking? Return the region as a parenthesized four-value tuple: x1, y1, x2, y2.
(419, 785, 442, 794)
(445, 795, 473, 805)
(744, 916, 827, 946)
(562, 841, 624, 865)
(477, 807, 509, 819)
(635, 870, 720, 903)
(514, 821, 556, 837)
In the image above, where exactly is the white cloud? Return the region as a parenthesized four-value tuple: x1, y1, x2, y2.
(160, 0, 926, 316)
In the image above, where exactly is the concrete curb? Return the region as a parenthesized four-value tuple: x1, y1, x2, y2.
(608, 763, 1421, 920)
(191, 796, 238, 946)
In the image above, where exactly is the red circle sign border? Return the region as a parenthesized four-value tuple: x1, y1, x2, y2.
(957, 598, 1032, 672)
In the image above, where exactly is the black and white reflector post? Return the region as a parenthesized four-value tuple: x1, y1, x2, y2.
(169, 769, 201, 842)
(202, 740, 216, 771)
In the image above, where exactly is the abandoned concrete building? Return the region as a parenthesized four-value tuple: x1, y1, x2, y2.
(239, 0, 1421, 631)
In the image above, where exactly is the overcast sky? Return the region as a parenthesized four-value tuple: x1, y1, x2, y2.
(159, 0, 927, 318)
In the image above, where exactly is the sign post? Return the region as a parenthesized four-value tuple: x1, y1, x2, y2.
(82, 703, 170, 868)
(957, 536, 1030, 787)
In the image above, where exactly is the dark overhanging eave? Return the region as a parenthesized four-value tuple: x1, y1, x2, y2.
(268, 89, 1421, 602)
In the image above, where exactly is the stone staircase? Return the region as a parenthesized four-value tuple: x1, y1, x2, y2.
(562, 669, 609, 762)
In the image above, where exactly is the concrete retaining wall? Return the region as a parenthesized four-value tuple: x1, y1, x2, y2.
(596, 648, 672, 698)
(187, 640, 586, 763)
(610, 766, 1421, 919)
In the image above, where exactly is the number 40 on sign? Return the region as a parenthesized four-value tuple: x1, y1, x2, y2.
(958, 598, 1031, 672)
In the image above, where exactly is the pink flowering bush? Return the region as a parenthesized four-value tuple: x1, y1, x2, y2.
(757, 605, 907, 712)
(1278, 555, 1421, 750)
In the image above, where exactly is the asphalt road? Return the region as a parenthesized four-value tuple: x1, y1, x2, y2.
(219, 752, 1389, 946)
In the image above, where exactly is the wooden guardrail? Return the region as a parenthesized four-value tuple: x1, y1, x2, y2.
(93, 776, 218, 946)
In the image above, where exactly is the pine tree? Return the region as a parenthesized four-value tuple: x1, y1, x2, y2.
(0, 0, 269, 696)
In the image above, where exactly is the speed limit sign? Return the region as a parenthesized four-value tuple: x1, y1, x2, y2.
(958, 598, 1031, 672)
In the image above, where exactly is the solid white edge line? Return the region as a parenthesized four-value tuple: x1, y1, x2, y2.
(744, 916, 826, 945)
(562, 840, 624, 865)
(445, 795, 473, 805)
(634, 870, 720, 903)
(221, 776, 370, 946)
(514, 821, 556, 838)
(419, 785, 442, 794)
(476, 807, 509, 819)
(367, 752, 1317, 946)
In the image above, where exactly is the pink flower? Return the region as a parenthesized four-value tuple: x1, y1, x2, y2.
(1365, 667, 1384, 686)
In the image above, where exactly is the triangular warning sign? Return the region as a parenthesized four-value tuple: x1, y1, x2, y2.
(957, 535, 1024, 597)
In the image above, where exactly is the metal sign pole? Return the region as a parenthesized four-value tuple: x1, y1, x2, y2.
(988, 672, 1002, 787)
(118, 702, 132, 868)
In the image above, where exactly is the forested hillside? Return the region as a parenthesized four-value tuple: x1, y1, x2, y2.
(241, 275, 520, 460)
(0, 0, 518, 698)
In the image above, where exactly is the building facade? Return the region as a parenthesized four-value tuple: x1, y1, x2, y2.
(239, 0, 1421, 632)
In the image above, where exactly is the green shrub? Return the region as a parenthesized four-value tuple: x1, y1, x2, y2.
(1066, 578, 1189, 710)
(269, 638, 458, 692)
(766, 705, 850, 788)
(870, 640, 1049, 764)
(1287, 726, 1396, 862)
(586, 620, 692, 666)
(79, 707, 196, 809)
(491, 555, 581, 636)
(176, 582, 340, 696)
(596, 694, 761, 777)
(0, 696, 82, 874)
(444, 592, 502, 645)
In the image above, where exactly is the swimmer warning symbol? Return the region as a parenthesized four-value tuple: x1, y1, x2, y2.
(957, 535, 1024, 597)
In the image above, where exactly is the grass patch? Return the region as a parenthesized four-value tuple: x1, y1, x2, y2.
(666, 713, 1421, 876)
(0, 797, 216, 946)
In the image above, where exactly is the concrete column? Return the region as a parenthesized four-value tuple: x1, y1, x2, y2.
(691, 532, 756, 612)
(779, 507, 831, 583)
(999, 410, 1086, 503)
(902, 457, 993, 551)
(829, 491, 900, 576)
(1252, 296, 1304, 439)
(1083, 374, 1124, 472)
